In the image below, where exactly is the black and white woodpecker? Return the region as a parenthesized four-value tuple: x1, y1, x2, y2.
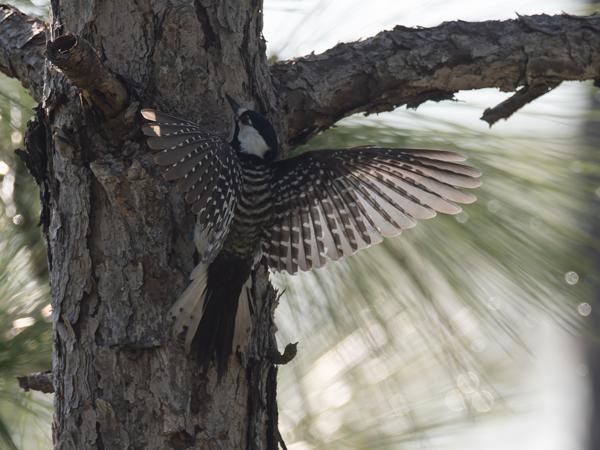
(141, 96, 481, 375)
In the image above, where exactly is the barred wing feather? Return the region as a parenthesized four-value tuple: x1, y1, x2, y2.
(265, 148, 481, 274)
(141, 109, 242, 261)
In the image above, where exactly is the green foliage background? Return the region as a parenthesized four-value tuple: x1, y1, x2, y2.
(0, 74, 52, 449)
(274, 92, 596, 448)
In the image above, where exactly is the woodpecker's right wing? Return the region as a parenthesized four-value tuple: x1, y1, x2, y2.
(141, 109, 242, 260)
(265, 147, 481, 274)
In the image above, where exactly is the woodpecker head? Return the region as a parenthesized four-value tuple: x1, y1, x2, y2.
(227, 95, 278, 162)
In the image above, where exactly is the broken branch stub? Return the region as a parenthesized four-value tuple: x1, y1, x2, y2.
(47, 34, 128, 118)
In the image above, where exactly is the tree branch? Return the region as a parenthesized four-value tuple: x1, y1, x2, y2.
(481, 81, 561, 126)
(47, 34, 129, 118)
(273, 13, 600, 147)
(0, 4, 46, 102)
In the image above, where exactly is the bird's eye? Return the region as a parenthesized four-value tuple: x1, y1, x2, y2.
(241, 115, 251, 126)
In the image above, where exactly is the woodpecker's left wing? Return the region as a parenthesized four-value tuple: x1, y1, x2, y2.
(141, 109, 242, 261)
(264, 148, 481, 274)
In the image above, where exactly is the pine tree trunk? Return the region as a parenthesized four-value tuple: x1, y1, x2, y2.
(41, 1, 282, 448)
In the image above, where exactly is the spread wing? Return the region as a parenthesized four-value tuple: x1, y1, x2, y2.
(141, 109, 242, 261)
(264, 148, 481, 274)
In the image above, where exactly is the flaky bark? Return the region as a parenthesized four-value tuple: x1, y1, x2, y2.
(13, 1, 282, 449)
(273, 13, 600, 145)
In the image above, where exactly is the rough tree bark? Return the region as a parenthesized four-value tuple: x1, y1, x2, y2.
(7, 2, 283, 449)
(1, 2, 600, 449)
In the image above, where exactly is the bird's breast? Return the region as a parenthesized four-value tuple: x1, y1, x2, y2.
(223, 162, 273, 257)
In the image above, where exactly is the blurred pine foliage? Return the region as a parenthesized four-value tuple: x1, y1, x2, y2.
(275, 92, 595, 448)
(0, 73, 52, 449)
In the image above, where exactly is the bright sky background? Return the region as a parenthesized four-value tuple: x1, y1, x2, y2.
(263, 1, 591, 450)
(264, 0, 581, 59)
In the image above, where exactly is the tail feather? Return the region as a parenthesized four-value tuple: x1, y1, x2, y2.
(169, 254, 253, 376)
(232, 278, 253, 358)
(169, 262, 209, 353)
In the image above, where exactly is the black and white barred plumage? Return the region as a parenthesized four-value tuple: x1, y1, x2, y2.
(141, 99, 481, 375)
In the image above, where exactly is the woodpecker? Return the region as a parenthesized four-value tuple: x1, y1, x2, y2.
(141, 97, 481, 375)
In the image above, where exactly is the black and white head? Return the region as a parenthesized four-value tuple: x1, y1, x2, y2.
(227, 95, 278, 162)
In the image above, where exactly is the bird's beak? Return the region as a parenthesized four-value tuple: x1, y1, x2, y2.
(225, 95, 242, 117)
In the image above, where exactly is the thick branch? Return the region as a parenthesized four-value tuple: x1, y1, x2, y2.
(47, 34, 129, 118)
(0, 4, 46, 102)
(274, 13, 600, 146)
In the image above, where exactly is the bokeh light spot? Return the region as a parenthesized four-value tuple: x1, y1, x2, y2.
(577, 302, 592, 317)
(565, 271, 579, 285)
(445, 389, 466, 412)
(486, 199, 501, 213)
(455, 211, 469, 223)
(12, 317, 35, 329)
(10, 131, 22, 145)
(0, 160, 9, 175)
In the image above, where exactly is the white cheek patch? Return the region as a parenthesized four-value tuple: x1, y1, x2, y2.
(238, 124, 270, 158)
